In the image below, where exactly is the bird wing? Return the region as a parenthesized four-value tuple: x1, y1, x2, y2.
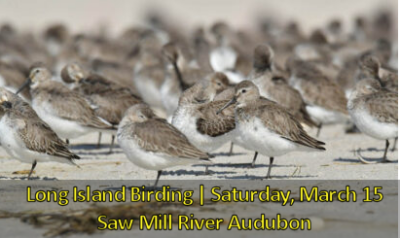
(19, 118, 79, 160)
(196, 100, 236, 137)
(257, 99, 325, 150)
(132, 119, 209, 159)
(365, 92, 398, 124)
(300, 78, 348, 114)
(40, 82, 113, 129)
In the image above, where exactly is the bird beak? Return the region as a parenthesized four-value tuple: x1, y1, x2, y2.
(16, 78, 31, 95)
(216, 97, 236, 115)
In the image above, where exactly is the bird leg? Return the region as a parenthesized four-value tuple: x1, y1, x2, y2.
(382, 140, 390, 162)
(204, 165, 210, 175)
(250, 151, 258, 168)
(97, 132, 102, 148)
(392, 137, 397, 152)
(28, 160, 37, 180)
(265, 157, 274, 179)
(228, 142, 234, 156)
(153, 170, 162, 188)
(109, 135, 115, 154)
(66, 139, 69, 145)
(357, 140, 396, 164)
(316, 123, 322, 137)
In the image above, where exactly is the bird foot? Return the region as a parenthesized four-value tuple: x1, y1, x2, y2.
(204, 170, 213, 175)
(357, 149, 396, 164)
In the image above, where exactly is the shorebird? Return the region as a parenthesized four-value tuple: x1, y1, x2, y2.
(246, 45, 317, 167)
(217, 81, 325, 178)
(250, 45, 317, 128)
(347, 78, 398, 163)
(61, 62, 142, 153)
(0, 88, 80, 179)
(16, 65, 114, 143)
(172, 72, 235, 155)
(0, 60, 31, 100)
(286, 58, 349, 136)
(117, 104, 210, 187)
(161, 42, 209, 116)
(133, 33, 166, 109)
(209, 22, 247, 84)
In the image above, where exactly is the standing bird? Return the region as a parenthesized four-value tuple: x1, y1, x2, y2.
(217, 81, 325, 178)
(250, 45, 317, 127)
(160, 42, 209, 116)
(347, 79, 397, 163)
(117, 104, 210, 187)
(61, 62, 142, 153)
(286, 58, 349, 136)
(16, 66, 114, 143)
(248, 45, 317, 167)
(0, 88, 79, 179)
(172, 73, 236, 154)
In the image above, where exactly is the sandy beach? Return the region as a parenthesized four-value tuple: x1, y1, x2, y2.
(0, 1, 397, 237)
(0, 123, 397, 180)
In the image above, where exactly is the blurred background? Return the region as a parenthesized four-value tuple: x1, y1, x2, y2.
(0, 0, 397, 36)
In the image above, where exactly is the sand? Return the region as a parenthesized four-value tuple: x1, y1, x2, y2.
(0, 124, 397, 180)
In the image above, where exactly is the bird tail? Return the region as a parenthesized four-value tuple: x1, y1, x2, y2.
(297, 131, 326, 151)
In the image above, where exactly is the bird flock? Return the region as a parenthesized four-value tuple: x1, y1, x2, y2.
(0, 9, 397, 185)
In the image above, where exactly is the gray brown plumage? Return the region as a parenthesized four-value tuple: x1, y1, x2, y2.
(236, 94, 325, 150)
(61, 63, 142, 125)
(217, 80, 325, 178)
(196, 99, 236, 137)
(263, 76, 318, 127)
(347, 79, 398, 163)
(124, 118, 208, 159)
(287, 58, 348, 115)
(31, 80, 113, 129)
(250, 45, 317, 127)
(0, 88, 79, 179)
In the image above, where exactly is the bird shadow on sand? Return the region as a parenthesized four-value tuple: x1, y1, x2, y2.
(221, 174, 317, 180)
(76, 150, 122, 157)
(210, 152, 247, 157)
(70, 143, 120, 151)
(350, 147, 387, 153)
(193, 163, 296, 169)
(0, 176, 58, 180)
(162, 169, 236, 177)
(334, 157, 398, 164)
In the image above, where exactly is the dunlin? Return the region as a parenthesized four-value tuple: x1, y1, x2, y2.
(61, 62, 142, 152)
(161, 42, 209, 116)
(0, 88, 79, 179)
(217, 81, 325, 178)
(117, 104, 210, 187)
(347, 79, 398, 163)
(16, 66, 114, 142)
(0, 61, 31, 100)
(132, 38, 166, 109)
(209, 22, 246, 84)
(250, 45, 317, 128)
(172, 72, 235, 154)
(209, 22, 238, 73)
(286, 58, 349, 136)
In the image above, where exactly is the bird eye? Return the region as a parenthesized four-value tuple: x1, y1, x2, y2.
(241, 89, 247, 93)
(217, 82, 222, 86)
(35, 69, 39, 73)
